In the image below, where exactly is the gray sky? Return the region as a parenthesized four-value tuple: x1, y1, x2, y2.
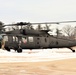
(0, 0, 76, 24)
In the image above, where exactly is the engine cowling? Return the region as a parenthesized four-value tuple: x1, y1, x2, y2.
(20, 29, 49, 36)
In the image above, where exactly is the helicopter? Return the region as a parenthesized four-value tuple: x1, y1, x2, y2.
(0, 21, 76, 53)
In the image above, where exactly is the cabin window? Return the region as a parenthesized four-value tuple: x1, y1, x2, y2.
(13, 36, 15, 41)
(3, 36, 8, 41)
(22, 37, 27, 43)
(12, 36, 18, 42)
(28, 37, 33, 42)
(16, 37, 18, 42)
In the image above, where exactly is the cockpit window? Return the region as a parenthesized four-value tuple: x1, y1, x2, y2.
(0, 35, 2, 41)
(22, 37, 27, 43)
(16, 37, 18, 42)
(13, 36, 15, 41)
(28, 37, 33, 42)
(3, 36, 8, 41)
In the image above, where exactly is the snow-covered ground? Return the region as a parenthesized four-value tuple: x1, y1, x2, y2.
(0, 48, 76, 63)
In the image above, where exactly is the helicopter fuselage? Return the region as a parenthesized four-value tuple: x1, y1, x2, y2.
(1, 21, 76, 53)
(1, 34, 76, 53)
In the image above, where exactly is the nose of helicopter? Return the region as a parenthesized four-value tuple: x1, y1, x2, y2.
(0, 35, 3, 48)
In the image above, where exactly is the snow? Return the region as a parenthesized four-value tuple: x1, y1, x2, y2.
(0, 48, 76, 63)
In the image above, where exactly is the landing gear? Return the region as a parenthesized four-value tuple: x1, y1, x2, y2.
(72, 50, 75, 52)
(17, 47, 22, 53)
(69, 48, 75, 53)
(5, 47, 11, 52)
(16, 41, 22, 53)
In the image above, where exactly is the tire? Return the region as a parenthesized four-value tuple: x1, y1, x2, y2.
(72, 50, 75, 52)
(5, 47, 10, 52)
(17, 48, 22, 53)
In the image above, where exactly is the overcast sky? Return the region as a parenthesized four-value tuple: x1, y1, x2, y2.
(0, 0, 76, 24)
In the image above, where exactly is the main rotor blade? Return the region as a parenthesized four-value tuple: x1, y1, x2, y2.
(3, 22, 31, 27)
(31, 21, 76, 25)
(2, 20, 76, 27)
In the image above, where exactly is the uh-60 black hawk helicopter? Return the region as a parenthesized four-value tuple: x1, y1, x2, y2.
(0, 21, 76, 53)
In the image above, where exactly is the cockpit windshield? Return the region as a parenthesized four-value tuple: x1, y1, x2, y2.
(0, 35, 3, 41)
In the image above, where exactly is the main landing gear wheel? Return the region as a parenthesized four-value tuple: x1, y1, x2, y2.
(5, 47, 10, 52)
(17, 47, 22, 53)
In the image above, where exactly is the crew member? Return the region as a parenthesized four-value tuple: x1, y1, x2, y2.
(0, 35, 5, 49)
(1, 39, 5, 50)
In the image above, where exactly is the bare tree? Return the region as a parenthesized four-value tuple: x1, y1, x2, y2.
(62, 25, 74, 38)
(29, 25, 34, 30)
(45, 24, 51, 30)
(8, 27, 11, 31)
(36, 24, 42, 30)
(15, 26, 19, 29)
(12, 26, 19, 30)
(72, 26, 76, 39)
(56, 28, 62, 37)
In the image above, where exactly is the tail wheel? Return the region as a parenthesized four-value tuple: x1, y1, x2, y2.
(17, 47, 22, 53)
(69, 48, 75, 53)
(72, 50, 75, 52)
